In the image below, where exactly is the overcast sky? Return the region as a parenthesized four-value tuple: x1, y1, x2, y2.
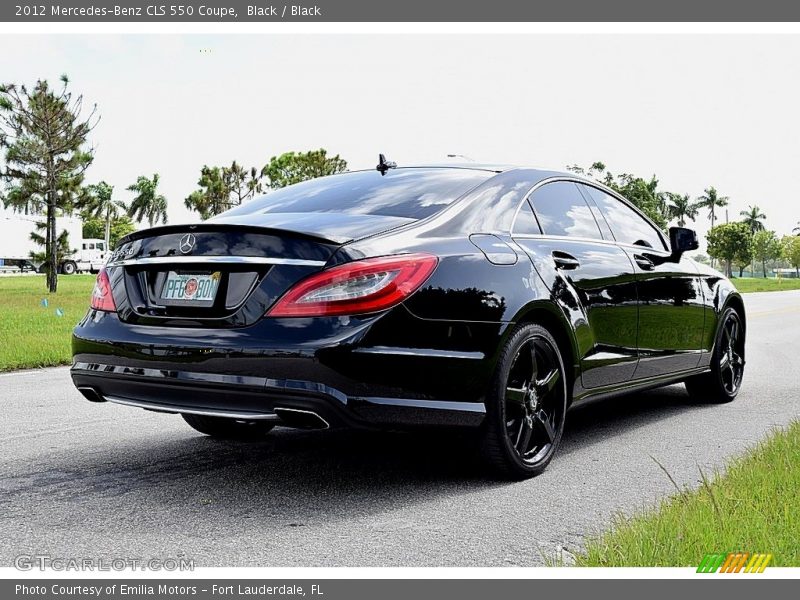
(2, 34, 799, 246)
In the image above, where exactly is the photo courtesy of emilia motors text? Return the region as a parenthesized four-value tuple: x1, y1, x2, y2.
(1, 0, 800, 598)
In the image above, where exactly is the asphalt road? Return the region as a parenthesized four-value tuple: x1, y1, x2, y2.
(2, 290, 799, 567)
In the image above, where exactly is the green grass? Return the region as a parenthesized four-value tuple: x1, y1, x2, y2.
(576, 421, 800, 567)
(732, 277, 800, 293)
(0, 271, 798, 372)
(0, 274, 94, 371)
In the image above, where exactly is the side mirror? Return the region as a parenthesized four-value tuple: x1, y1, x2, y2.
(668, 227, 699, 259)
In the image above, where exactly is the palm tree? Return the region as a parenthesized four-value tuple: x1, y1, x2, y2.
(738, 205, 767, 277)
(80, 181, 126, 251)
(696, 187, 729, 269)
(740, 204, 766, 234)
(696, 187, 729, 230)
(127, 174, 168, 228)
(666, 193, 698, 227)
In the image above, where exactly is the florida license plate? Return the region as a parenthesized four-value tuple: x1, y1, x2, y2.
(161, 271, 221, 303)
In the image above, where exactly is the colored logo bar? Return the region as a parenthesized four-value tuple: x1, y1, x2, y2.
(697, 553, 772, 573)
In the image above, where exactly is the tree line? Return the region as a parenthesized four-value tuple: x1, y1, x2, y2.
(183, 150, 347, 220)
(0, 76, 346, 291)
(2, 76, 799, 292)
(568, 162, 800, 278)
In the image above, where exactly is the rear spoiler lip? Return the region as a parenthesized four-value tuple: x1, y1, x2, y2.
(106, 255, 327, 268)
(117, 222, 349, 247)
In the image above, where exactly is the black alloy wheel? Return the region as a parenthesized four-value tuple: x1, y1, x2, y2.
(482, 323, 568, 479)
(685, 307, 745, 403)
(718, 311, 745, 395)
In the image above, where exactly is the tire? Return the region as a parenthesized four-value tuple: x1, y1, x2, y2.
(61, 261, 77, 275)
(685, 307, 745, 403)
(182, 413, 275, 440)
(481, 323, 568, 480)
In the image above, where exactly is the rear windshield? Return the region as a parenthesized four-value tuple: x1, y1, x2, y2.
(219, 168, 494, 220)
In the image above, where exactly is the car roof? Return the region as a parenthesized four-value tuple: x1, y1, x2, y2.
(367, 163, 583, 181)
(408, 163, 512, 173)
(389, 165, 613, 237)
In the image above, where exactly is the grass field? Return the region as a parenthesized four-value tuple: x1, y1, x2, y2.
(0, 274, 95, 371)
(576, 421, 800, 567)
(732, 277, 800, 293)
(1, 272, 799, 372)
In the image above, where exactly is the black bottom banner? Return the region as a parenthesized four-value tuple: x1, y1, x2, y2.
(3, 579, 794, 600)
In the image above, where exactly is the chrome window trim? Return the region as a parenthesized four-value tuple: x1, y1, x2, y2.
(512, 233, 618, 246)
(508, 232, 673, 257)
(578, 181, 669, 251)
(509, 175, 670, 252)
(509, 196, 543, 237)
(520, 178, 606, 242)
(107, 256, 327, 267)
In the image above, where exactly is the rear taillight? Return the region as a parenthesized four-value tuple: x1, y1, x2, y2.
(267, 253, 438, 317)
(90, 267, 116, 312)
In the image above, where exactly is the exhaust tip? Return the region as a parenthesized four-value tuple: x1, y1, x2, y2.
(77, 387, 105, 403)
(274, 407, 330, 430)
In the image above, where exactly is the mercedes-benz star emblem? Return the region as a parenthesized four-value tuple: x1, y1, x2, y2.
(178, 233, 196, 254)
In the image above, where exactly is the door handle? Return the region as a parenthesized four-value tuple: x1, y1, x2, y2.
(552, 252, 580, 270)
(634, 254, 655, 271)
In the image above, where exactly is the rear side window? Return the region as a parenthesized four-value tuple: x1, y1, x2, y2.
(219, 168, 494, 220)
(530, 181, 603, 240)
(512, 199, 542, 235)
(576, 184, 615, 240)
(583, 187, 667, 250)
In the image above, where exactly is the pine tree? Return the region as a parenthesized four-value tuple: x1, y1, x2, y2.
(0, 75, 97, 291)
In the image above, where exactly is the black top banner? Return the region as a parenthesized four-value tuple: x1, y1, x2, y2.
(3, 0, 800, 22)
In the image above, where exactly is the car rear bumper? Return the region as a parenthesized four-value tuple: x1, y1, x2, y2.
(71, 360, 487, 429)
(70, 309, 503, 429)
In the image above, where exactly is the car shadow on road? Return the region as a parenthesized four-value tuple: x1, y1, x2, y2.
(558, 382, 717, 457)
(2, 383, 722, 531)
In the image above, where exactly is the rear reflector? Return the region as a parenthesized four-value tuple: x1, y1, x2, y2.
(90, 267, 116, 312)
(267, 253, 438, 317)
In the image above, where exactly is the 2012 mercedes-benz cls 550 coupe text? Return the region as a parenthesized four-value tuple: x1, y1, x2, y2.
(71, 161, 746, 479)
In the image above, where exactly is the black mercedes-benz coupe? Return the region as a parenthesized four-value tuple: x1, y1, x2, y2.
(71, 161, 746, 479)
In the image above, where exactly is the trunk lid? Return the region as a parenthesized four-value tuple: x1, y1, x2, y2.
(108, 214, 414, 327)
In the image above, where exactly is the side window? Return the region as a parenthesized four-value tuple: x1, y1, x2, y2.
(530, 181, 603, 240)
(88, 243, 95, 250)
(576, 184, 614, 240)
(97, 242, 105, 251)
(512, 199, 542, 235)
(584, 187, 667, 250)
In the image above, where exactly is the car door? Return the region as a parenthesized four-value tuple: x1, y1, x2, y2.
(513, 180, 639, 389)
(580, 184, 706, 378)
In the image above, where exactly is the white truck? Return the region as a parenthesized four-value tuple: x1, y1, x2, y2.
(0, 211, 108, 274)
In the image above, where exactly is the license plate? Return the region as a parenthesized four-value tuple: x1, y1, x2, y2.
(161, 271, 221, 303)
